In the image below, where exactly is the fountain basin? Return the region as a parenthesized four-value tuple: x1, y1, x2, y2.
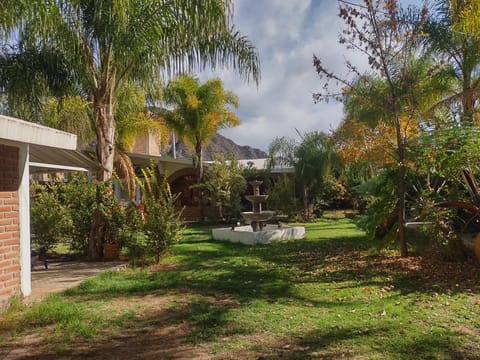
(244, 195, 269, 203)
(212, 224, 305, 245)
(240, 211, 276, 223)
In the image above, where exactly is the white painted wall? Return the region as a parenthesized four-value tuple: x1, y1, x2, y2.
(18, 143, 31, 296)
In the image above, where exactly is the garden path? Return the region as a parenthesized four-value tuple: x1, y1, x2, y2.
(27, 259, 128, 304)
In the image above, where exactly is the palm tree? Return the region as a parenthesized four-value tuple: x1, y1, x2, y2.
(0, 46, 77, 122)
(424, 0, 480, 124)
(1, 0, 260, 257)
(164, 74, 240, 220)
(294, 131, 337, 219)
(0, 0, 260, 182)
(452, 0, 480, 36)
(42, 96, 94, 146)
(115, 83, 169, 198)
(339, 55, 451, 247)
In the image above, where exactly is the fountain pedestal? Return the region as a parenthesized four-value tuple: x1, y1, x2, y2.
(212, 180, 305, 245)
(241, 180, 275, 231)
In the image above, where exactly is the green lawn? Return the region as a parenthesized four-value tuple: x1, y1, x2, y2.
(2, 219, 480, 359)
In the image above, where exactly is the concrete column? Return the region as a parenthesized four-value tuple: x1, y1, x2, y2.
(18, 143, 31, 297)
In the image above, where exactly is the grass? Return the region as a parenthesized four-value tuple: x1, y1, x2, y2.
(1, 218, 480, 359)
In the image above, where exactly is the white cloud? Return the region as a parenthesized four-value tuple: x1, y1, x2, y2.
(200, 0, 425, 151)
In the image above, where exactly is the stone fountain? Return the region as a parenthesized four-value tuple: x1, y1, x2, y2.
(241, 180, 275, 231)
(212, 180, 305, 245)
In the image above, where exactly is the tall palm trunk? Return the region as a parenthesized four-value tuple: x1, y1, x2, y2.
(95, 99, 116, 181)
(195, 137, 205, 221)
(89, 84, 118, 259)
(462, 71, 475, 124)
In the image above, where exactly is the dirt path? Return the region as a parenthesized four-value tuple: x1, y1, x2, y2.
(28, 259, 128, 303)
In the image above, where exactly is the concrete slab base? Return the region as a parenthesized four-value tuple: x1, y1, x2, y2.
(212, 225, 305, 245)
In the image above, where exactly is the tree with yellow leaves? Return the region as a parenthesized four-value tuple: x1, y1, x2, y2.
(452, 0, 480, 36)
(335, 116, 422, 177)
(313, 0, 447, 256)
(164, 75, 240, 220)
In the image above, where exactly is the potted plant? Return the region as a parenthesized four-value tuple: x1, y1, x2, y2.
(97, 182, 129, 260)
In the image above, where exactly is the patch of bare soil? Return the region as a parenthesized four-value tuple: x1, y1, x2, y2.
(449, 341, 480, 360)
(71, 322, 212, 360)
(1, 295, 212, 360)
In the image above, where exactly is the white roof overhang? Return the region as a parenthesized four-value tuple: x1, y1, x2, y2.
(0, 115, 97, 173)
(128, 152, 193, 176)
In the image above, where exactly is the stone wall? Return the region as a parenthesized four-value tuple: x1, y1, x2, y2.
(0, 144, 20, 301)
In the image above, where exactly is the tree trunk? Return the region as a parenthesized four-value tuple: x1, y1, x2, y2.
(398, 162, 408, 257)
(395, 111, 408, 258)
(303, 185, 309, 220)
(88, 91, 117, 259)
(462, 71, 475, 125)
(95, 100, 116, 181)
(89, 207, 105, 259)
(195, 138, 205, 221)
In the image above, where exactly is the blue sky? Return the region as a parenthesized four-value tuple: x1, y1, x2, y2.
(200, 0, 427, 152)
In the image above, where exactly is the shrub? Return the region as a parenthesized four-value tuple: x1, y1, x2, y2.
(267, 176, 298, 218)
(95, 180, 142, 248)
(202, 154, 246, 221)
(62, 174, 96, 255)
(30, 181, 71, 251)
(138, 165, 184, 264)
(123, 231, 149, 266)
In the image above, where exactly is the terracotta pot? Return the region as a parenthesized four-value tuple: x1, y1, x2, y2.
(103, 243, 121, 260)
(475, 233, 480, 262)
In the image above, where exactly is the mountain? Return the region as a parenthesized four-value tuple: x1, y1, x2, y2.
(163, 133, 267, 160)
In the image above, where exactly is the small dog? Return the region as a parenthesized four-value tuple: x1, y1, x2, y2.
(31, 246, 48, 270)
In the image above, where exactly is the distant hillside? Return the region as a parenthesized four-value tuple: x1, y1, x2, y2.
(163, 133, 267, 160)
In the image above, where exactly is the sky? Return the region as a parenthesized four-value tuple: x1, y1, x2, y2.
(200, 0, 426, 152)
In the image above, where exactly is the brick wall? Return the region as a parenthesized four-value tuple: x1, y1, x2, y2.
(0, 144, 20, 301)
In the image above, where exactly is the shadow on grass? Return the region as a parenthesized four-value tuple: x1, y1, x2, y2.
(5, 295, 467, 360)
(28, 219, 478, 359)
(258, 325, 463, 360)
(67, 219, 479, 302)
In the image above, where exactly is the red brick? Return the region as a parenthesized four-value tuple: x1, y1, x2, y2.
(0, 206, 12, 212)
(0, 242, 17, 250)
(3, 199, 18, 205)
(5, 225, 18, 232)
(0, 219, 12, 226)
(5, 266, 19, 274)
(5, 279, 19, 288)
(0, 193, 12, 198)
(0, 260, 12, 268)
(0, 233, 12, 240)
(1, 240, 18, 247)
(3, 252, 17, 260)
(0, 274, 12, 282)
(0, 288, 14, 296)
(0, 252, 17, 260)
(2, 212, 18, 219)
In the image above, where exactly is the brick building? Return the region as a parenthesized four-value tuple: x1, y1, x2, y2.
(0, 115, 94, 306)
